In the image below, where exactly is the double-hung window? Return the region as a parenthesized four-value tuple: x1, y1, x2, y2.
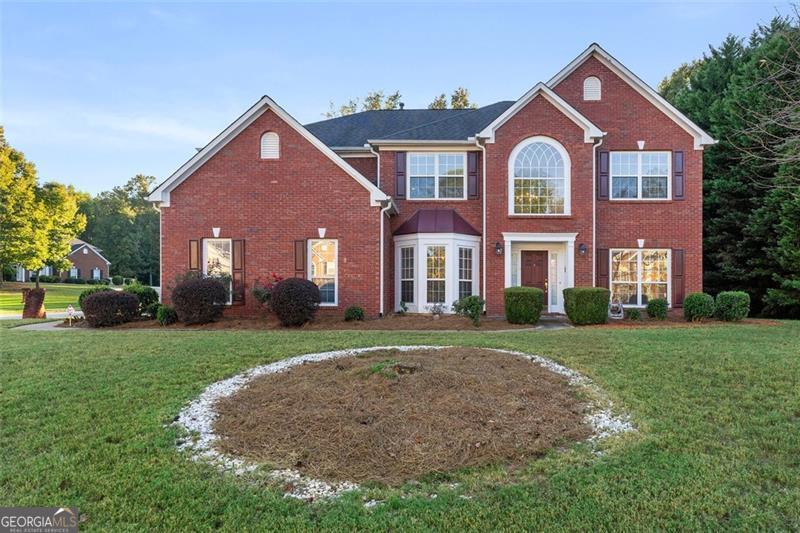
(203, 238, 233, 304)
(400, 247, 415, 304)
(458, 247, 473, 300)
(426, 245, 446, 304)
(610, 249, 669, 306)
(309, 239, 338, 305)
(611, 152, 670, 200)
(408, 153, 466, 199)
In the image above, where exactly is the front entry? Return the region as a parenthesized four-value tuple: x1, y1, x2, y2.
(521, 250, 548, 302)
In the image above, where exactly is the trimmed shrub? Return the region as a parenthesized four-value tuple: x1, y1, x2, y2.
(344, 305, 366, 322)
(270, 278, 321, 327)
(34, 275, 59, 283)
(156, 305, 178, 326)
(627, 308, 641, 321)
(715, 291, 750, 321)
(504, 287, 544, 325)
(171, 277, 227, 325)
(683, 292, 715, 322)
(452, 295, 485, 326)
(64, 277, 87, 284)
(563, 287, 610, 325)
(112, 275, 123, 285)
(123, 277, 135, 285)
(83, 291, 139, 327)
(646, 298, 669, 320)
(144, 302, 161, 317)
(78, 286, 113, 308)
(123, 284, 159, 315)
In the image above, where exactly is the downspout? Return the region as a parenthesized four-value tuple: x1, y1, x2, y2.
(379, 200, 392, 317)
(475, 136, 487, 308)
(591, 136, 604, 286)
(368, 145, 381, 188)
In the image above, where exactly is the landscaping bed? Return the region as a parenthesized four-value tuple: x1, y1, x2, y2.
(213, 347, 591, 486)
(594, 308, 780, 328)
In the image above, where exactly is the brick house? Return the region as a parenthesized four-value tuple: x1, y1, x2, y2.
(16, 239, 111, 282)
(148, 44, 714, 317)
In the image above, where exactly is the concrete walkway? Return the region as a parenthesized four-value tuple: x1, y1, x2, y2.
(1, 311, 83, 320)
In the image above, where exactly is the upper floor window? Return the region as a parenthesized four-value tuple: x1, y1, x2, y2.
(611, 151, 670, 200)
(260, 132, 279, 159)
(583, 76, 601, 101)
(509, 136, 570, 215)
(408, 153, 466, 200)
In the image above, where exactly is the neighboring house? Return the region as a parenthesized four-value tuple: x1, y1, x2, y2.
(15, 239, 111, 282)
(148, 43, 714, 317)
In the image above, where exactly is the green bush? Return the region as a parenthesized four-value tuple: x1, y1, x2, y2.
(144, 302, 161, 317)
(123, 284, 159, 315)
(452, 295, 485, 326)
(156, 305, 178, 326)
(82, 291, 139, 327)
(683, 292, 715, 322)
(64, 277, 87, 284)
(172, 278, 227, 325)
(111, 275, 123, 285)
(563, 287, 610, 325)
(344, 305, 365, 322)
(78, 286, 113, 308)
(715, 291, 750, 321)
(627, 308, 641, 320)
(646, 298, 669, 320)
(270, 278, 321, 327)
(123, 278, 135, 285)
(504, 287, 544, 325)
(33, 274, 60, 283)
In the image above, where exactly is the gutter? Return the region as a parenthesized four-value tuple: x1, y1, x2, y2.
(474, 136, 488, 310)
(378, 199, 393, 317)
(367, 144, 381, 188)
(592, 135, 605, 286)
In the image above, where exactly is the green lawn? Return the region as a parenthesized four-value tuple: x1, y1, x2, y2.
(0, 282, 89, 315)
(1, 323, 799, 530)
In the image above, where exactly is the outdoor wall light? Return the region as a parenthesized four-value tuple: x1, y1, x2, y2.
(495, 242, 503, 256)
(578, 243, 587, 256)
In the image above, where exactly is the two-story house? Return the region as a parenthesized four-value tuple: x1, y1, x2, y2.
(148, 43, 714, 317)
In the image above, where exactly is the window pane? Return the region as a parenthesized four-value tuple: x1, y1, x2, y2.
(611, 152, 638, 176)
(401, 280, 415, 304)
(611, 250, 638, 283)
(400, 247, 414, 304)
(459, 281, 472, 300)
(458, 247, 473, 300)
(410, 176, 435, 198)
(642, 176, 668, 199)
(641, 250, 668, 282)
(513, 142, 566, 214)
(612, 177, 638, 199)
(426, 246, 445, 304)
(409, 154, 435, 175)
(612, 283, 639, 305)
(310, 239, 336, 304)
(438, 175, 464, 198)
(642, 283, 667, 304)
(641, 152, 668, 176)
(438, 153, 464, 177)
(427, 280, 445, 304)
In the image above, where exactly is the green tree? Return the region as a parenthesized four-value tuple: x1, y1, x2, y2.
(325, 90, 402, 117)
(427, 88, 477, 109)
(428, 94, 447, 110)
(37, 182, 87, 276)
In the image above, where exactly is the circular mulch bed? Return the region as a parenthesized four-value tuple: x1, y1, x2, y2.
(212, 347, 592, 486)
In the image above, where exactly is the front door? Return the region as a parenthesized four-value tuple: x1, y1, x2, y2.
(521, 250, 548, 304)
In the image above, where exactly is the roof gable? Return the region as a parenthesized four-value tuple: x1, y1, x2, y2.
(477, 83, 603, 143)
(548, 43, 715, 150)
(147, 96, 389, 207)
(68, 243, 111, 265)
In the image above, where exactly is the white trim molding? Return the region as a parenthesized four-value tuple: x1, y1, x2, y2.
(548, 43, 716, 150)
(478, 83, 604, 144)
(148, 96, 389, 207)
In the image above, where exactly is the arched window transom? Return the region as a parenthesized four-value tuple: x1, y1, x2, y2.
(509, 137, 570, 215)
(260, 132, 279, 159)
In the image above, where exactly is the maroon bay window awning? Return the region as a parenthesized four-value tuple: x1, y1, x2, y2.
(393, 209, 480, 236)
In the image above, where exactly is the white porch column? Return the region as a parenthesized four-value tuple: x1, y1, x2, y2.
(566, 239, 576, 289)
(503, 240, 512, 288)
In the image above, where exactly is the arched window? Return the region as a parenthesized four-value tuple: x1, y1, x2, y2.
(508, 136, 570, 215)
(260, 132, 279, 159)
(583, 76, 601, 101)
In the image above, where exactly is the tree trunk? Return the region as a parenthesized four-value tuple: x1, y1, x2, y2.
(35, 272, 40, 289)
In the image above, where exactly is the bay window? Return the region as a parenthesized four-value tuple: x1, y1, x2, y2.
(611, 152, 670, 200)
(309, 239, 337, 305)
(426, 246, 446, 304)
(610, 249, 670, 306)
(203, 238, 233, 304)
(408, 153, 466, 199)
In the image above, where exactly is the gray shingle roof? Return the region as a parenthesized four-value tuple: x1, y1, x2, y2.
(304, 101, 514, 147)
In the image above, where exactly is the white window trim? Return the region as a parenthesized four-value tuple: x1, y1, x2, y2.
(202, 238, 233, 305)
(92, 267, 101, 280)
(399, 246, 416, 308)
(69, 267, 78, 278)
(394, 233, 480, 313)
(457, 247, 475, 300)
(507, 136, 572, 216)
(308, 239, 338, 307)
(407, 152, 467, 201)
(610, 151, 672, 201)
(609, 248, 671, 308)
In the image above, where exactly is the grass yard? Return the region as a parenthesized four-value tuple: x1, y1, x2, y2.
(0, 282, 88, 315)
(1, 322, 799, 530)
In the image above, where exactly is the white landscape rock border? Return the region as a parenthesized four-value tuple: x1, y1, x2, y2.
(174, 345, 634, 501)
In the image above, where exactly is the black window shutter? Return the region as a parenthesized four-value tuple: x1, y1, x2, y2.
(598, 151, 609, 200)
(467, 152, 479, 198)
(395, 152, 406, 199)
(596, 248, 609, 288)
(294, 240, 306, 278)
(232, 240, 245, 305)
(672, 249, 685, 307)
(189, 240, 200, 271)
(673, 151, 685, 200)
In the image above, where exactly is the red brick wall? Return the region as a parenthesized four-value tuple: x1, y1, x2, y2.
(160, 109, 383, 317)
(552, 56, 703, 297)
(484, 97, 595, 315)
(343, 156, 378, 184)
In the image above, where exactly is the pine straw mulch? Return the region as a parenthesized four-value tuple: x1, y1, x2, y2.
(213, 347, 591, 486)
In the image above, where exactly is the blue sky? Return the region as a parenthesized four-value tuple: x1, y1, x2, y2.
(1, 1, 791, 195)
